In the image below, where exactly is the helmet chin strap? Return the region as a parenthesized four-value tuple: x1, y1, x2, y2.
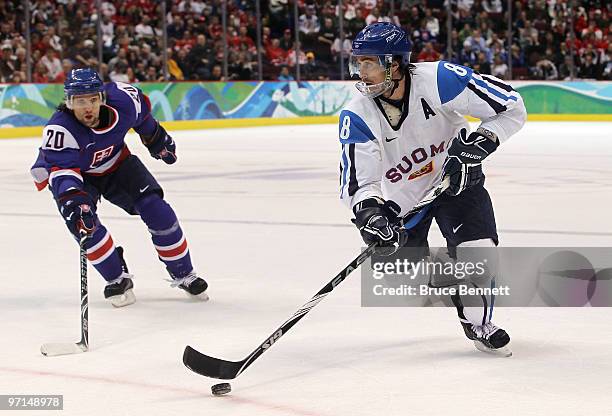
(384, 68, 405, 98)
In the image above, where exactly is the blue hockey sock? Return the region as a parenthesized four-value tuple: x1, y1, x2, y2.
(135, 194, 193, 278)
(84, 225, 124, 282)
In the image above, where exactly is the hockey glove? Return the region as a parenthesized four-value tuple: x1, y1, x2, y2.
(59, 191, 96, 235)
(140, 122, 177, 165)
(442, 128, 499, 196)
(352, 198, 403, 255)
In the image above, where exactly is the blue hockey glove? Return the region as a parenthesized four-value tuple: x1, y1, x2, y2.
(141, 122, 177, 165)
(442, 128, 499, 196)
(59, 191, 96, 235)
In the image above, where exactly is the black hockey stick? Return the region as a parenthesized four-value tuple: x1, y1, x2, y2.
(183, 178, 450, 379)
(41, 230, 90, 356)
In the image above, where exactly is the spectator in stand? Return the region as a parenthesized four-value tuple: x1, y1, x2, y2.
(209, 64, 224, 81)
(346, 7, 366, 38)
(534, 58, 559, 80)
(602, 44, 612, 80)
(458, 23, 472, 45)
(54, 59, 73, 83)
(40, 48, 62, 81)
(558, 55, 575, 80)
(459, 40, 478, 66)
(465, 29, 488, 55)
(110, 61, 129, 82)
(491, 54, 508, 79)
(280, 28, 293, 51)
(167, 48, 184, 81)
(73, 39, 98, 68)
(417, 42, 440, 62)
(135, 14, 156, 41)
(175, 47, 190, 78)
(266, 38, 287, 66)
(579, 53, 598, 78)
(299, 4, 320, 50)
(287, 41, 307, 68)
(99, 62, 111, 82)
(236, 26, 256, 53)
(187, 34, 213, 80)
(101, 14, 114, 49)
(474, 51, 492, 74)
(108, 48, 128, 73)
(228, 50, 254, 80)
(0, 43, 16, 82)
(46, 26, 62, 53)
(277, 65, 294, 81)
(365, 7, 382, 25)
(316, 17, 336, 63)
(145, 65, 162, 82)
(13, 47, 27, 81)
(302, 51, 320, 80)
(101, 1, 116, 18)
(424, 8, 439, 38)
(32, 61, 50, 83)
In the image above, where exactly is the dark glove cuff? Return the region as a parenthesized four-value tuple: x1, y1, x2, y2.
(139, 121, 167, 154)
(58, 189, 92, 205)
(469, 131, 499, 155)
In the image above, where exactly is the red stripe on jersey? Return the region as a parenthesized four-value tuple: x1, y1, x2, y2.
(50, 166, 82, 174)
(87, 235, 115, 262)
(142, 93, 152, 112)
(35, 179, 49, 191)
(157, 239, 188, 258)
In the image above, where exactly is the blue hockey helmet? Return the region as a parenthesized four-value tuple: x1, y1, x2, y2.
(349, 22, 412, 98)
(64, 68, 105, 109)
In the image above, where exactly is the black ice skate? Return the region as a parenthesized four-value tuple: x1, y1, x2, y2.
(103, 246, 136, 308)
(461, 320, 512, 357)
(168, 269, 209, 301)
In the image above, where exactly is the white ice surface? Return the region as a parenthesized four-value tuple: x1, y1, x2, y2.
(1, 122, 611, 415)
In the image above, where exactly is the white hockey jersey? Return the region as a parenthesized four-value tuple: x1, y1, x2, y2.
(339, 61, 527, 216)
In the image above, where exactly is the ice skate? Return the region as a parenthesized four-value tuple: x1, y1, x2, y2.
(103, 247, 136, 307)
(169, 270, 209, 301)
(461, 320, 512, 357)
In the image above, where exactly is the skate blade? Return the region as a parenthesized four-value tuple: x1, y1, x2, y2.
(41, 342, 87, 357)
(109, 289, 136, 308)
(473, 340, 512, 357)
(185, 290, 209, 302)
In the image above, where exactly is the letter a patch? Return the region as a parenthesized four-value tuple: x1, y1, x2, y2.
(421, 98, 437, 120)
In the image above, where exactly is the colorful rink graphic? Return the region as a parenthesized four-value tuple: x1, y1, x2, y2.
(0, 80, 610, 130)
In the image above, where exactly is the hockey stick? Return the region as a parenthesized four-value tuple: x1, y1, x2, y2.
(183, 178, 450, 379)
(41, 230, 90, 356)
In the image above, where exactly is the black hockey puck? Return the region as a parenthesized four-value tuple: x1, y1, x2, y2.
(211, 383, 231, 396)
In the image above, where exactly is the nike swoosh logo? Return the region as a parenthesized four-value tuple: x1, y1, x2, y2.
(452, 224, 463, 233)
(139, 185, 150, 193)
(385, 137, 398, 142)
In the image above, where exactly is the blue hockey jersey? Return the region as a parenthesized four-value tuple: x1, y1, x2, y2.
(30, 82, 157, 198)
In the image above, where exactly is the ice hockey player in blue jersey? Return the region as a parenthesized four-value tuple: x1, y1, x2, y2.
(30, 68, 209, 307)
(339, 23, 527, 356)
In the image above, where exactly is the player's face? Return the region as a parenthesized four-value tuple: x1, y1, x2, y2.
(71, 93, 102, 128)
(355, 56, 386, 85)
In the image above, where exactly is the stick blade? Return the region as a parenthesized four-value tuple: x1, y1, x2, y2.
(41, 343, 87, 357)
(183, 345, 243, 380)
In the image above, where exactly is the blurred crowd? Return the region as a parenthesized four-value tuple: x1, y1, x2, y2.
(0, 0, 610, 84)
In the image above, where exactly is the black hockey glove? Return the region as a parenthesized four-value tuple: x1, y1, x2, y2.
(352, 198, 403, 255)
(59, 191, 96, 235)
(140, 122, 177, 165)
(442, 128, 499, 196)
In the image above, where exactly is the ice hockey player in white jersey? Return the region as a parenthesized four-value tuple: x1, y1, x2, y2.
(339, 22, 526, 356)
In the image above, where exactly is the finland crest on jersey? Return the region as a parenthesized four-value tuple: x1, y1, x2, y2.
(339, 61, 525, 216)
